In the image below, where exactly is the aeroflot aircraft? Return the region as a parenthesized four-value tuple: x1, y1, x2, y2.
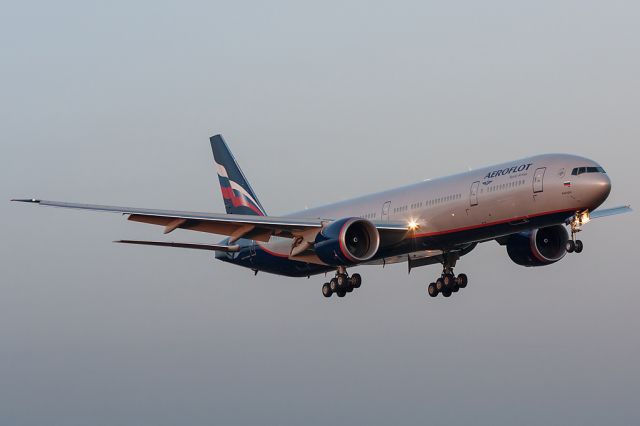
(13, 135, 631, 299)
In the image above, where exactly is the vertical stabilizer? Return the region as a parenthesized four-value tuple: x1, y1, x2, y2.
(210, 134, 267, 216)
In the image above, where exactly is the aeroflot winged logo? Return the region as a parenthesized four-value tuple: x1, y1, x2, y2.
(482, 163, 533, 185)
(215, 161, 266, 216)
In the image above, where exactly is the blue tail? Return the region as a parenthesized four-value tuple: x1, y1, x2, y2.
(210, 134, 267, 216)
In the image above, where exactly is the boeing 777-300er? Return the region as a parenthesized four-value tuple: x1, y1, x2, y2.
(13, 135, 632, 298)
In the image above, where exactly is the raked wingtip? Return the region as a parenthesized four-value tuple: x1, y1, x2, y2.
(11, 198, 41, 203)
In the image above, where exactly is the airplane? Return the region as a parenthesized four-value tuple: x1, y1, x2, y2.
(13, 134, 632, 299)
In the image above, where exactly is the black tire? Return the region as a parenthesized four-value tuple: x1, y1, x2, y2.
(457, 273, 468, 289)
(452, 284, 460, 293)
(346, 286, 354, 293)
(351, 273, 362, 288)
(435, 278, 445, 291)
(427, 283, 438, 297)
(337, 274, 347, 288)
(443, 274, 455, 288)
(566, 240, 575, 253)
(322, 283, 332, 298)
(337, 289, 347, 297)
(574, 240, 584, 254)
(442, 288, 452, 297)
(330, 278, 339, 292)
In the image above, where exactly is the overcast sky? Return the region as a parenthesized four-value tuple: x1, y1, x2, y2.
(1, 1, 639, 425)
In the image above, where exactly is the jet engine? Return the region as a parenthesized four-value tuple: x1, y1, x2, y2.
(506, 225, 569, 267)
(314, 218, 380, 266)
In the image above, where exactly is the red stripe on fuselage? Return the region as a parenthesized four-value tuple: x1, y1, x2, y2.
(257, 244, 289, 258)
(411, 208, 578, 239)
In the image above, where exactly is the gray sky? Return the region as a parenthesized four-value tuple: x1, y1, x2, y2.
(1, 1, 639, 425)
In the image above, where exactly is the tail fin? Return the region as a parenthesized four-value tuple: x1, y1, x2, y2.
(210, 134, 267, 216)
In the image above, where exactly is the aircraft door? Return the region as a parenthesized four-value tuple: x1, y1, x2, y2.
(533, 167, 546, 193)
(381, 201, 391, 221)
(470, 181, 480, 206)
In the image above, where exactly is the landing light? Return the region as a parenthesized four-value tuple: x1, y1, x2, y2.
(408, 219, 419, 231)
(580, 211, 590, 225)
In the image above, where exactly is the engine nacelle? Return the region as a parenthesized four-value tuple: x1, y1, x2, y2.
(506, 225, 569, 267)
(314, 218, 380, 266)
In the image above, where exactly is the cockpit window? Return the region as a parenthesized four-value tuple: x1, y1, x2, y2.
(571, 166, 606, 175)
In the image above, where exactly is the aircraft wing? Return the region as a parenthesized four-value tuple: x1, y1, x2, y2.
(12, 199, 409, 242)
(590, 205, 632, 219)
(114, 240, 241, 251)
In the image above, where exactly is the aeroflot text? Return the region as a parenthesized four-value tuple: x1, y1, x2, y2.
(484, 163, 533, 179)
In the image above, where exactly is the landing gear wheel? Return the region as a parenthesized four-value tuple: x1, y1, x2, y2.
(574, 240, 584, 253)
(337, 274, 348, 288)
(457, 273, 468, 288)
(443, 274, 455, 288)
(442, 288, 452, 297)
(451, 284, 460, 293)
(427, 283, 438, 297)
(566, 240, 575, 253)
(435, 278, 445, 292)
(350, 273, 362, 289)
(336, 289, 347, 297)
(346, 286, 354, 293)
(329, 278, 339, 292)
(322, 283, 332, 298)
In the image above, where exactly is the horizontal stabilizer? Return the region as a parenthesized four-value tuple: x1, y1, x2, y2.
(115, 240, 240, 252)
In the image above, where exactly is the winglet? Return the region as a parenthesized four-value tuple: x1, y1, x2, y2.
(11, 198, 41, 203)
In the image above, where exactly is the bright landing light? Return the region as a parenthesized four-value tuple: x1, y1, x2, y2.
(580, 211, 590, 225)
(408, 219, 419, 231)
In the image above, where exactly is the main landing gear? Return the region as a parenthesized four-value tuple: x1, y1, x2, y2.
(427, 252, 469, 298)
(322, 266, 362, 298)
(566, 210, 589, 254)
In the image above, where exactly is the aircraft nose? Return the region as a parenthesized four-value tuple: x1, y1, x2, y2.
(587, 173, 611, 207)
(596, 173, 611, 195)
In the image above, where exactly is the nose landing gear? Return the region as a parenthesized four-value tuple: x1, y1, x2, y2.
(565, 239, 584, 254)
(322, 266, 362, 298)
(566, 210, 589, 254)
